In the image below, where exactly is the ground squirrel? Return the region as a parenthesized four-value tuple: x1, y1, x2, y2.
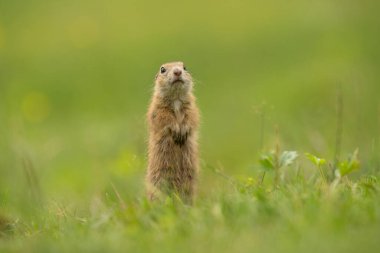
(146, 61, 200, 203)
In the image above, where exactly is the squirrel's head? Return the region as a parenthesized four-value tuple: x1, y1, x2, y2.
(154, 61, 193, 98)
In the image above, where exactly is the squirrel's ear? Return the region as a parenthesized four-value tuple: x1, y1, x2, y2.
(155, 73, 158, 80)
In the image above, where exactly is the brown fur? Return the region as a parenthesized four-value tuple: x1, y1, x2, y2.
(146, 62, 199, 203)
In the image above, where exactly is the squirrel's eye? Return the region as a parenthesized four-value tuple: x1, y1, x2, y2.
(160, 67, 166, 74)
(183, 66, 187, 71)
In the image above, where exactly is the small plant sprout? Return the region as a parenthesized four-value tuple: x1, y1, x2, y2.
(259, 150, 298, 185)
(280, 151, 299, 168)
(305, 149, 360, 183)
(305, 153, 327, 184)
(335, 148, 360, 178)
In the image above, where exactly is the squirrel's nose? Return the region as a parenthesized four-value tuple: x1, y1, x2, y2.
(173, 69, 182, 77)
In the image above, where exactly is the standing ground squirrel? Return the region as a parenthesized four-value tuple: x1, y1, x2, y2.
(146, 61, 200, 203)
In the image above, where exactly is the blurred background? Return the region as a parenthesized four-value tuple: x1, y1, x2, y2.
(0, 0, 379, 214)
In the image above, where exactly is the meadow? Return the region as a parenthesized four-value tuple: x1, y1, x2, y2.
(1, 0, 380, 252)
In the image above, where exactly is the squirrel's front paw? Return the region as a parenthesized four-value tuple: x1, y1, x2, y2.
(172, 131, 188, 145)
(173, 126, 191, 146)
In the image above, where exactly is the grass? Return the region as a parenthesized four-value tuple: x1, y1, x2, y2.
(0, 152, 379, 253)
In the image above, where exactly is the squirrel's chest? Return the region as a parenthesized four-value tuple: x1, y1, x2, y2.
(173, 100, 185, 123)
